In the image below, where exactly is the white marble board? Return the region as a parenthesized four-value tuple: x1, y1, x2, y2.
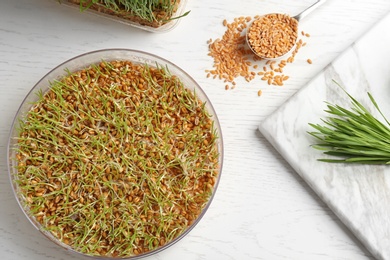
(259, 13, 390, 260)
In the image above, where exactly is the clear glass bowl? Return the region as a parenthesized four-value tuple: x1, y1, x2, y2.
(8, 49, 223, 259)
(59, 0, 189, 33)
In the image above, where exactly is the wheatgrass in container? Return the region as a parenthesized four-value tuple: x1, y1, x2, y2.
(8, 49, 223, 259)
(59, 0, 190, 32)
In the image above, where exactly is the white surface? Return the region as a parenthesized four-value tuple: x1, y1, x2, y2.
(259, 13, 390, 260)
(0, 0, 389, 259)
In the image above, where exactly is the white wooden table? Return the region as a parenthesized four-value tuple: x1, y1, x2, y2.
(1, 0, 389, 259)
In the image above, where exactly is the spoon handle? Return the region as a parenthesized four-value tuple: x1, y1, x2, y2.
(294, 0, 326, 21)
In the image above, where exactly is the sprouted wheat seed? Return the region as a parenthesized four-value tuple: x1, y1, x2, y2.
(14, 60, 220, 257)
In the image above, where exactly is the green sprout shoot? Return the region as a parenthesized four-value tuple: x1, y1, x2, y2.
(308, 82, 390, 164)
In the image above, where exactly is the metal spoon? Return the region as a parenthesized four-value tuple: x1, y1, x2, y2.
(247, 0, 326, 60)
(294, 0, 326, 21)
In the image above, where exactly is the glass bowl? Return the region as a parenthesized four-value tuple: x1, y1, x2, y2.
(7, 49, 223, 259)
(59, 0, 189, 33)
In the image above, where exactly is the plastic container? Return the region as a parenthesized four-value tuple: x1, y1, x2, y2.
(8, 49, 223, 259)
(59, 0, 189, 33)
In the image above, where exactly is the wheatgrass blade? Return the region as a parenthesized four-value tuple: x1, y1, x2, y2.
(308, 84, 390, 164)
